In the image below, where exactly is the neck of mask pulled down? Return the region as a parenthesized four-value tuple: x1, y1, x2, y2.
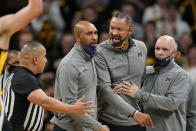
(155, 52, 174, 67)
(79, 39, 96, 56)
(110, 31, 130, 51)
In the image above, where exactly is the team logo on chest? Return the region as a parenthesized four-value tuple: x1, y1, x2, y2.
(165, 77, 171, 82)
(137, 52, 142, 57)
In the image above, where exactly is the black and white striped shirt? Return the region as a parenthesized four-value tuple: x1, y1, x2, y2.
(0, 70, 8, 131)
(4, 67, 44, 131)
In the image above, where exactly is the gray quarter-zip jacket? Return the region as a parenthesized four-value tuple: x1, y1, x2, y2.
(135, 61, 192, 131)
(94, 38, 147, 126)
(51, 44, 101, 131)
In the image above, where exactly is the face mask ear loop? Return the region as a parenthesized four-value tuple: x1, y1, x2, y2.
(169, 49, 176, 61)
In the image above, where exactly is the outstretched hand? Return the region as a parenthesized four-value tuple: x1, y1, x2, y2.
(74, 96, 95, 117)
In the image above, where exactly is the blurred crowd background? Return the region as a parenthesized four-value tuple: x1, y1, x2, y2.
(1, 0, 196, 130)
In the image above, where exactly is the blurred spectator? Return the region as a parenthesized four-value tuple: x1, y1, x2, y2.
(121, 2, 144, 40)
(58, 0, 80, 31)
(76, 0, 113, 31)
(52, 32, 75, 59)
(99, 31, 109, 43)
(180, 0, 196, 42)
(18, 32, 34, 49)
(82, 5, 98, 23)
(53, 58, 62, 71)
(31, 2, 50, 34)
(17, 25, 35, 49)
(176, 32, 193, 69)
(31, 1, 55, 50)
(48, 0, 65, 35)
(174, 42, 184, 67)
(37, 20, 56, 50)
(39, 72, 55, 97)
(126, 0, 155, 23)
(143, 21, 157, 65)
(49, 32, 75, 71)
(76, 0, 110, 10)
(142, 0, 169, 24)
(81, 5, 103, 30)
(179, 32, 193, 55)
(31, 0, 65, 48)
(71, 11, 82, 31)
(127, 0, 155, 10)
(32, 0, 64, 33)
(186, 45, 196, 85)
(156, 3, 190, 41)
(188, 45, 196, 67)
(60, 32, 75, 56)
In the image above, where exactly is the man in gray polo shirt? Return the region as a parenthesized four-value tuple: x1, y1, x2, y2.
(51, 21, 109, 131)
(94, 12, 153, 131)
(117, 35, 192, 131)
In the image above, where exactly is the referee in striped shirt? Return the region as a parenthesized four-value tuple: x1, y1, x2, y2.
(4, 41, 95, 131)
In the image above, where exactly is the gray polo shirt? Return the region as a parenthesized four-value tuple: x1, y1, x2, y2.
(51, 44, 101, 131)
(94, 38, 147, 126)
(135, 61, 192, 131)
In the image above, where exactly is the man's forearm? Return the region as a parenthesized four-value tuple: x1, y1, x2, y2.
(6, 0, 43, 35)
(28, 0, 43, 16)
(41, 96, 74, 113)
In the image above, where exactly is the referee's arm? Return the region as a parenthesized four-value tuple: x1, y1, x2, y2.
(27, 89, 95, 117)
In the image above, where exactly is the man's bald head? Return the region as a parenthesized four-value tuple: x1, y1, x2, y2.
(155, 35, 177, 61)
(156, 35, 177, 50)
(20, 41, 47, 74)
(73, 20, 98, 53)
(74, 21, 95, 38)
(20, 41, 43, 60)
